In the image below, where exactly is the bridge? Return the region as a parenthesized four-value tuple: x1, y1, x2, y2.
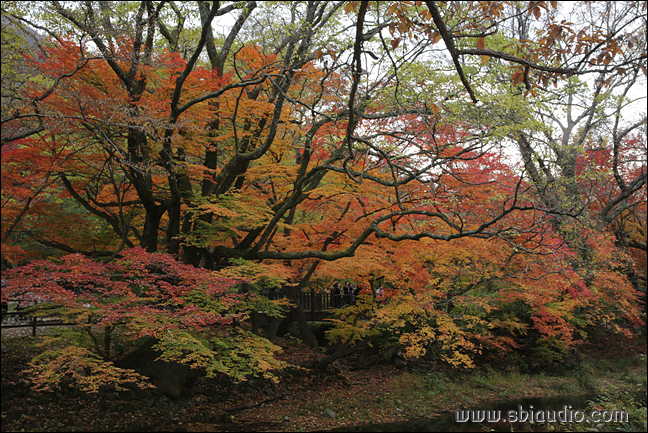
(264, 290, 360, 321)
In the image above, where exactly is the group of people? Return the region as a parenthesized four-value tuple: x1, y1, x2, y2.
(329, 281, 362, 307)
(329, 281, 389, 307)
(330, 281, 362, 297)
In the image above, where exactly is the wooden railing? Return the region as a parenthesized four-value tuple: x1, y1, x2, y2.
(1, 311, 84, 336)
(266, 290, 359, 310)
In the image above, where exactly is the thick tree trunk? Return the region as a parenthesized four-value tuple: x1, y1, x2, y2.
(141, 208, 164, 252)
(292, 304, 319, 349)
(266, 316, 282, 342)
(250, 310, 260, 335)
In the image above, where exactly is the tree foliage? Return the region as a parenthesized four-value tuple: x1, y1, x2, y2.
(2, 247, 287, 391)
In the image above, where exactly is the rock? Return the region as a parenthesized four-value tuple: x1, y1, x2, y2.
(332, 362, 350, 374)
(283, 416, 290, 422)
(323, 408, 336, 419)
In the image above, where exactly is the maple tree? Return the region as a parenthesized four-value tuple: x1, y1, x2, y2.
(2, 247, 287, 391)
(1, 1, 646, 383)
(320, 153, 644, 369)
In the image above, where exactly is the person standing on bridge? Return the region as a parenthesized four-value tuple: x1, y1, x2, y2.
(344, 281, 355, 306)
(331, 283, 341, 308)
(352, 284, 362, 304)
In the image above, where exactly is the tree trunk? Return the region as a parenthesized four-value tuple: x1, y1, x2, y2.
(266, 316, 283, 342)
(141, 206, 165, 253)
(292, 304, 319, 349)
(250, 310, 260, 335)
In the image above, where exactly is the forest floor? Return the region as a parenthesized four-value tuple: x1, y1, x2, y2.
(1, 326, 646, 432)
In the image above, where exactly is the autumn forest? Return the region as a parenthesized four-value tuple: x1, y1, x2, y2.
(1, 1, 647, 431)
